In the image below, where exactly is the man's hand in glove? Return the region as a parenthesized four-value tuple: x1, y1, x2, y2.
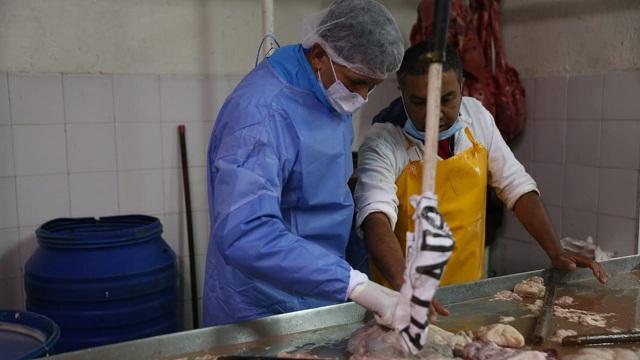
(349, 279, 399, 328)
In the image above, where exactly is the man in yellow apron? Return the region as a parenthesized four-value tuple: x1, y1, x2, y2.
(354, 41, 607, 301)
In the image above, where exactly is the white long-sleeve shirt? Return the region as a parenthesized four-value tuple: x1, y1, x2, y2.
(354, 96, 538, 231)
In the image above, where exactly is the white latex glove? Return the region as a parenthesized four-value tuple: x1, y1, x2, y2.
(349, 279, 399, 328)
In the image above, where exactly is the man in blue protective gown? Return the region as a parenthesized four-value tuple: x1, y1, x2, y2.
(203, 0, 406, 327)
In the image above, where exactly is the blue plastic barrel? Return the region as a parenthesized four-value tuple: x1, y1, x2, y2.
(24, 215, 178, 353)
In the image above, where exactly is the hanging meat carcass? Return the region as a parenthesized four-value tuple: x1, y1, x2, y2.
(410, 0, 525, 143)
(488, 0, 526, 142)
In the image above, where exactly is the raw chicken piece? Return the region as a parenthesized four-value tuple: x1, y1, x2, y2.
(347, 321, 460, 360)
(553, 307, 615, 328)
(554, 296, 574, 306)
(548, 329, 577, 343)
(277, 352, 319, 359)
(492, 290, 523, 302)
(347, 321, 408, 360)
(428, 324, 473, 353)
(499, 316, 516, 324)
(194, 355, 216, 360)
(561, 348, 639, 360)
(514, 276, 546, 299)
(475, 324, 525, 348)
(527, 300, 543, 315)
(463, 341, 553, 360)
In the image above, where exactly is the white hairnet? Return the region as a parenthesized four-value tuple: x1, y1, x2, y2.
(301, 0, 404, 80)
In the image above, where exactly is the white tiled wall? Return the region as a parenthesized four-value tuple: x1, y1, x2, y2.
(2, 68, 638, 327)
(0, 71, 242, 331)
(494, 70, 640, 275)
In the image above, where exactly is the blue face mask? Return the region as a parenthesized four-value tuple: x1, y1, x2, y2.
(438, 118, 464, 140)
(400, 95, 463, 141)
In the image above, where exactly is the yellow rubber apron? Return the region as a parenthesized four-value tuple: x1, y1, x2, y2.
(372, 127, 488, 287)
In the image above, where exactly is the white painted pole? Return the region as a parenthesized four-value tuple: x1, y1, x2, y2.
(422, 63, 443, 193)
(262, 0, 274, 57)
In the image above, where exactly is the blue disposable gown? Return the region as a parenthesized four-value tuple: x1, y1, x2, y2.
(203, 44, 354, 326)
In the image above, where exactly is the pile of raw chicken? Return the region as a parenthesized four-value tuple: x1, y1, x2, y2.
(347, 276, 638, 360)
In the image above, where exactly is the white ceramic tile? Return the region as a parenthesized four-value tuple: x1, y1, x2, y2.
(13, 125, 67, 176)
(532, 121, 565, 164)
(520, 161, 533, 174)
(18, 226, 38, 272)
(527, 243, 551, 271)
(600, 121, 640, 169)
(567, 74, 604, 120)
(160, 76, 206, 123)
(193, 211, 210, 256)
(532, 162, 565, 207)
(207, 75, 245, 120)
(182, 299, 203, 329)
(563, 165, 599, 212)
(0, 126, 14, 177)
(163, 167, 208, 214)
(598, 168, 638, 218)
(67, 124, 117, 173)
(178, 254, 206, 300)
(562, 209, 598, 241)
(565, 121, 600, 167)
(69, 172, 119, 217)
(596, 215, 637, 257)
(0, 277, 24, 310)
(177, 256, 191, 301)
(488, 238, 506, 276)
(162, 213, 187, 257)
(63, 74, 114, 124)
(117, 170, 164, 215)
(116, 123, 162, 170)
(498, 210, 532, 243)
(0, 73, 9, 125)
(163, 169, 185, 214)
(204, 121, 214, 141)
(546, 205, 562, 239)
(0, 177, 18, 228)
(511, 120, 533, 162)
(534, 76, 567, 120)
(502, 239, 537, 274)
(113, 75, 160, 123)
(207, 75, 230, 120)
(16, 175, 69, 227)
(522, 78, 535, 121)
(603, 70, 640, 120)
(9, 74, 64, 125)
(226, 76, 243, 94)
(180, 299, 195, 331)
(161, 122, 208, 168)
(162, 211, 209, 258)
(0, 228, 20, 279)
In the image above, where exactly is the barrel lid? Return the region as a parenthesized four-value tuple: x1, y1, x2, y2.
(0, 310, 60, 360)
(36, 215, 163, 248)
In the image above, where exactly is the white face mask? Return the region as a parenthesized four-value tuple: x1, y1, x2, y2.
(318, 58, 368, 114)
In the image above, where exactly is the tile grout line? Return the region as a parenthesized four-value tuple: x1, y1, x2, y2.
(111, 75, 121, 214)
(62, 73, 73, 218)
(157, 75, 167, 217)
(7, 72, 27, 309)
(594, 71, 607, 241)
